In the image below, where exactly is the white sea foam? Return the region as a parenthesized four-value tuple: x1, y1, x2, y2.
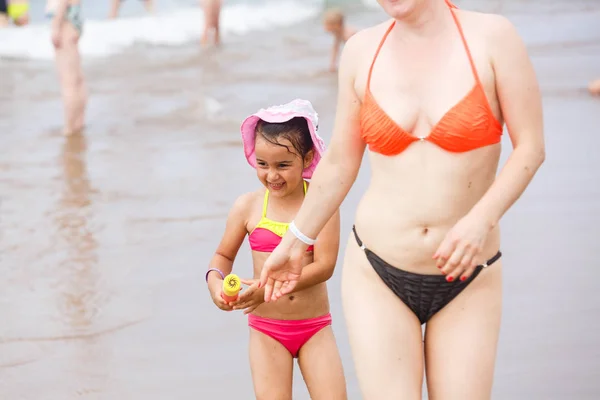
(0, 1, 320, 60)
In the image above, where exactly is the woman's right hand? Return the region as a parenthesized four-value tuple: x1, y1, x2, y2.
(208, 279, 233, 312)
(259, 239, 305, 302)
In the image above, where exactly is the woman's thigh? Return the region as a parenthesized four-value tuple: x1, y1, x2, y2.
(341, 233, 424, 400)
(425, 262, 503, 400)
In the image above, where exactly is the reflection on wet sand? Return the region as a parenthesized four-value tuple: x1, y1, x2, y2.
(54, 133, 100, 334)
(51, 133, 110, 395)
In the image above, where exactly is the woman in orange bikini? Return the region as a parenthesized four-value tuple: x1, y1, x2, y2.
(259, 0, 545, 398)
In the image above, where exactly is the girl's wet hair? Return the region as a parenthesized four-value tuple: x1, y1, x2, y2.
(255, 117, 313, 159)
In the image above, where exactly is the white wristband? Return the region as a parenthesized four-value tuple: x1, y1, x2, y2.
(289, 220, 316, 246)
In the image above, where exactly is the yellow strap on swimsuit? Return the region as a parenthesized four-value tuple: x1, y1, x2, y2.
(254, 181, 307, 237)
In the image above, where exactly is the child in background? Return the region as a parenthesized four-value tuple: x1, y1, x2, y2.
(206, 99, 347, 399)
(322, 7, 356, 72)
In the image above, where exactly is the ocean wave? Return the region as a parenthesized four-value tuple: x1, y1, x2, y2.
(0, 0, 320, 60)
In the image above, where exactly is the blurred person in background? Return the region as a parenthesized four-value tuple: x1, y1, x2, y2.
(201, 0, 222, 46)
(589, 79, 600, 96)
(47, 0, 87, 135)
(109, 0, 154, 19)
(322, 7, 357, 72)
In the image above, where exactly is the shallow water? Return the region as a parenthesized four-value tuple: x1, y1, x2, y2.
(1, 0, 600, 399)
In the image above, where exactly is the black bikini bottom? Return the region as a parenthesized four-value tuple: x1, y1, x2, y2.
(352, 226, 501, 324)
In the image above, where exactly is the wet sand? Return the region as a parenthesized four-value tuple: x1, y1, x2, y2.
(1, 1, 600, 399)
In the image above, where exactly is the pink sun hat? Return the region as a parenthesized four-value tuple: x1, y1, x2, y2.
(240, 99, 326, 179)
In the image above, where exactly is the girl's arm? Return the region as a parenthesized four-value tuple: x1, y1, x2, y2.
(206, 193, 252, 291)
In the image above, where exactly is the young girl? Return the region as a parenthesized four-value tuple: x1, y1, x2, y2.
(206, 99, 347, 400)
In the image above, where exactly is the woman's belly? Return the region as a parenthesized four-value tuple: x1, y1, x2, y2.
(354, 143, 502, 274)
(249, 251, 330, 320)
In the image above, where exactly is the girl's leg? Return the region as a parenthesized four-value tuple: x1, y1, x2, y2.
(297, 326, 347, 400)
(55, 22, 86, 135)
(341, 233, 425, 400)
(424, 262, 503, 400)
(249, 328, 294, 400)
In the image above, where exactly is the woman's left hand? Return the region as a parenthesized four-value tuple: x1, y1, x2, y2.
(433, 212, 492, 282)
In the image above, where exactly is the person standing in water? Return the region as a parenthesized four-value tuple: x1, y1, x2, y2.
(589, 79, 600, 96)
(259, 0, 545, 398)
(201, 0, 222, 46)
(322, 8, 357, 72)
(109, 0, 154, 19)
(47, 0, 87, 135)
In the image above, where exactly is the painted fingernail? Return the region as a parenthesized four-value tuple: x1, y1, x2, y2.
(460, 276, 467, 282)
(447, 276, 454, 282)
(437, 265, 442, 269)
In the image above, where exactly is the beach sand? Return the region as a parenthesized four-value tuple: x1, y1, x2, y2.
(1, 0, 599, 398)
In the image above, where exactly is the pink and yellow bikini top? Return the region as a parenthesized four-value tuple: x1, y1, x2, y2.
(248, 181, 314, 253)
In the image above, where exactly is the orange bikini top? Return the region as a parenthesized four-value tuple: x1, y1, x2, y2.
(359, 1, 503, 156)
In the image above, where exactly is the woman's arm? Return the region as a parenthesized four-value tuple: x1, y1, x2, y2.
(286, 209, 341, 293)
(280, 33, 367, 253)
(436, 16, 545, 280)
(259, 32, 367, 299)
(470, 16, 545, 226)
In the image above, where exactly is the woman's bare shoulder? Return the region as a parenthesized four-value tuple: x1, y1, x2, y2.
(340, 20, 394, 85)
(343, 20, 394, 57)
(456, 9, 521, 43)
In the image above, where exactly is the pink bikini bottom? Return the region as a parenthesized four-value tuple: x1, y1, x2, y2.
(248, 313, 332, 358)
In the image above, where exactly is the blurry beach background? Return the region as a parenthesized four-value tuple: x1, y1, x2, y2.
(1, 0, 599, 398)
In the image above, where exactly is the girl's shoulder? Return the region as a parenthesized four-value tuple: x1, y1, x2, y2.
(230, 189, 265, 219)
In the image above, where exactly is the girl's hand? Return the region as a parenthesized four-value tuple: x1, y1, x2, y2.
(231, 279, 265, 314)
(208, 279, 233, 312)
(433, 212, 492, 282)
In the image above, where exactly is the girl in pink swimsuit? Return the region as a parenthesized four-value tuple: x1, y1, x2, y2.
(206, 99, 347, 399)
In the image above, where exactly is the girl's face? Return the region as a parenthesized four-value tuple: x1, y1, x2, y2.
(254, 134, 312, 198)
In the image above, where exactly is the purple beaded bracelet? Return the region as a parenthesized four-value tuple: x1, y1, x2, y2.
(205, 268, 225, 283)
